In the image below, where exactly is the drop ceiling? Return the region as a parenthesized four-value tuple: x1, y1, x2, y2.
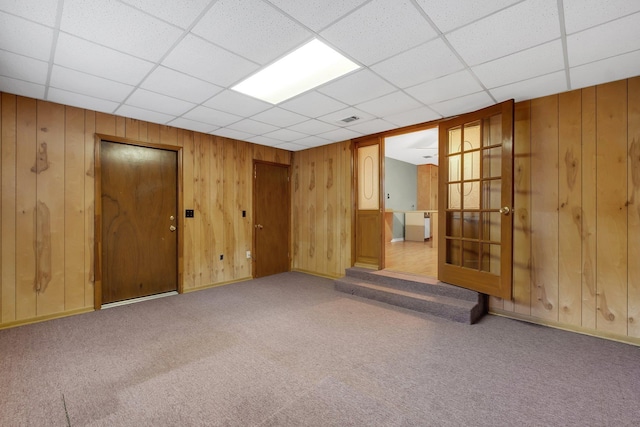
(1, 0, 639, 154)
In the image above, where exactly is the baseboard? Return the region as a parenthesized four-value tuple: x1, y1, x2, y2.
(390, 238, 405, 242)
(0, 307, 94, 330)
(183, 277, 253, 293)
(490, 309, 640, 347)
(291, 268, 341, 279)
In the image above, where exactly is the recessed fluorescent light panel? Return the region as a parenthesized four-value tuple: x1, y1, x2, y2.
(231, 39, 360, 104)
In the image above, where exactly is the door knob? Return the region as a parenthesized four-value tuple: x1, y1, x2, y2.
(169, 225, 176, 232)
(499, 206, 511, 215)
(255, 224, 263, 229)
(170, 215, 175, 221)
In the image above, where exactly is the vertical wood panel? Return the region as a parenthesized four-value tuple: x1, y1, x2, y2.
(84, 109, 95, 308)
(298, 149, 310, 272)
(192, 133, 204, 288)
(95, 112, 116, 135)
(340, 141, 352, 275)
(210, 137, 224, 283)
(1, 94, 17, 322)
(315, 147, 327, 274)
(235, 140, 251, 278)
(291, 152, 301, 270)
(36, 101, 65, 316)
(596, 80, 628, 335)
(147, 123, 160, 144)
(222, 138, 236, 281)
(160, 125, 178, 147)
(530, 95, 559, 321)
(558, 90, 582, 326)
(64, 106, 85, 310)
(115, 116, 125, 137)
(15, 97, 37, 319)
(512, 101, 532, 315)
(325, 144, 338, 276)
(628, 76, 640, 338)
(125, 118, 139, 140)
(182, 130, 196, 290)
(581, 87, 597, 329)
(307, 151, 317, 272)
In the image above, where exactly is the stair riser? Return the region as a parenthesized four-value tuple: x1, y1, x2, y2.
(345, 268, 479, 302)
(335, 281, 476, 324)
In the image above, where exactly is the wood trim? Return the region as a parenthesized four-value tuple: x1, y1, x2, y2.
(0, 307, 93, 331)
(94, 134, 184, 309)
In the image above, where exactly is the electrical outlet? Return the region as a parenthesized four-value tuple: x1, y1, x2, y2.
(246, 251, 251, 259)
(220, 254, 223, 260)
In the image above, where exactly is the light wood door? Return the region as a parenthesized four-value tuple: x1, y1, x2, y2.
(354, 137, 384, 268)
(253, 161, 290, 278)
(438, 101, 514, 299)
(100, 141, 178, 304)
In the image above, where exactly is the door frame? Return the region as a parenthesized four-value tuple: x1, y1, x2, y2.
(94, 134, 184, 309)
(252, 160, 291, 278)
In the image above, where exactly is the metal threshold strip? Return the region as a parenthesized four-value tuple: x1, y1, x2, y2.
(101, 291, 178, 309)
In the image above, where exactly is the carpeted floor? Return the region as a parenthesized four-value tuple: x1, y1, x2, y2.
(1, 272, 639, 426)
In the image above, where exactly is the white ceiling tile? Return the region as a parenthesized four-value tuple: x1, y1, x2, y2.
(48, 87, 119, 113)
(563, 0, 640, 34)
(318, 127, 363, 142)
(406, 70, 483, 105)
(50, 65, 133, 102)
(141, 67, 223, 104)
(279, 91, 348, 117)
(54, 33, 154, 85)
(321, 0, 437, 66)
(0, 12, 53, 60)
(570, 50, 640, 90)
(115, 105, 174, 124)
(356, 91, 422, 117)
(490, 71, 568, 103)
(120, 0, 212, 29)
(347, 118, 396, 135)
(446, 0, 560, 66)
(252, 107, 308, 127)
(246, 135, 283, 147)
(472, 40, 565, 89)
(318, 69, 396, 105)
(318, 107, 375, 126)
(0, 50, 48, 84)
(227, 119, 279, 135)
(429, 91, 494, 118)
(167, 117, 218, 134)
(183, 106, 243, 127)
(266, 0, 369, 32)
(212, 127, 256, 141)
(371, 38, 464, 88)
(415, 0, 521, 33)
(0, 0, 59, 26)
(288, 119, 339, 135)
(61, 0, 183, 62)
(204, 90, 271, 117)
(126, 88, 196, 116)
(0, 75, 45, 99)
(162, 35, 258, 87)
(193, 0, 311, 65)
(567, 12, 640, 67)
(272, 142, 306, 151)
(262, 128, 308, 142)
(384, 106, 442, 127)
(295, 135, 333, 148)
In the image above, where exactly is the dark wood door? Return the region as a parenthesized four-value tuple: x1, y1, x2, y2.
(100, 141, 178, 303)
(438, 100, 514, 299)
(253, 161, 290, 278)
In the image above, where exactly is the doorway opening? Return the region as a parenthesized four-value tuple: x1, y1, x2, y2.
(383, 126, 439, 278)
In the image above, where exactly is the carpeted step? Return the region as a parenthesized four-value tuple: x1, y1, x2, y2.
(335, 276, 485, 324)
(344, 267, 479, 302)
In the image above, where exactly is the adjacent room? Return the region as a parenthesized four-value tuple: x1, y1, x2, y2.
(1, 0, 640, 425)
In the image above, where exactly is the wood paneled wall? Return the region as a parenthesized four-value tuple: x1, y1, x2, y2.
(417, 164, 438, 210)
(291, 142, 352, 278)
(0, 93, 290, 327)
(491, 77, 640, 342)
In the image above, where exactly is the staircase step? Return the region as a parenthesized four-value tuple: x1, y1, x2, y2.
(344, 267, 479, 302)
(335, 277, 485, 324)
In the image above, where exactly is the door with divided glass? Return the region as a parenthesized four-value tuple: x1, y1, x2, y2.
(437, 101, 514, 299)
